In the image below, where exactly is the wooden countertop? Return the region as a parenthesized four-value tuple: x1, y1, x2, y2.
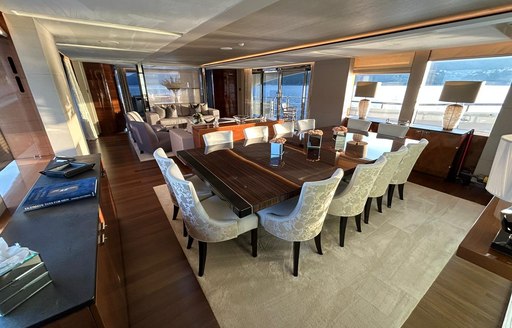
(456, 197, 512, 280)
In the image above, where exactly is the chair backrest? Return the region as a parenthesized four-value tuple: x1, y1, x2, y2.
(273, 122, 294, 136)
(268, 169, 344, 242)
(153, 148, 181, 206)
(165, 162, 238, 242)
(127, 111, 144, 122)
(377, 123, 409, 138)
(368, 146, 408, 198)
(203, 131, 233, 146)
(131, 121, 158, 153)
(329, 157, 387, 217)
(297, 119, 315, 133)
(390, 139, 429, 184)
(243, 126, 269, 139)
(347, 118, 371, 131)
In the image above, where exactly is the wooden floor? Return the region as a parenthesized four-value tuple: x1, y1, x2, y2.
(88, 134, 218, 328)
(1, 132, 504, 327)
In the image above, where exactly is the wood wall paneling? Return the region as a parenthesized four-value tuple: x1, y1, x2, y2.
(212, 69, 238, 117)
(83, 63, 126, 135)
(0, 16, 53, 159)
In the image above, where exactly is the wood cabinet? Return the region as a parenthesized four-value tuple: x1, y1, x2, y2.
(406, 126, 472, 179)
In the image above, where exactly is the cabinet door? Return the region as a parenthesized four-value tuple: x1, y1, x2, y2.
(409, 129, 465, 178)
(92, 168, 129, 328)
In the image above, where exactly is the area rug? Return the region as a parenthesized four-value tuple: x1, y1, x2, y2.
(154, 183, 483, 328)
(129, 133, 174, 162)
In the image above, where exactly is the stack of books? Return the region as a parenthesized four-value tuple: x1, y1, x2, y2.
(0, 253, 52, 316)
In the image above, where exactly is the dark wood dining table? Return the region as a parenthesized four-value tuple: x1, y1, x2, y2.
(176, 127, 417, 218)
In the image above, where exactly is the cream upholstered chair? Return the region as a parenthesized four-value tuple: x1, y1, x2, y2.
(347, 118, 372, 131)
(328, 157, 387, 247)
(273, 122, 294, 136)
(165, 162, 258, 277)
(243, 126, 269, 139)
(153, 148, 211, 237)
(364, 147, 408, 223)
(202, 130, 233, 146)
(387, 139, 429, 208)
(377, 123, 409, 138)
(297, 119, 315, 134)
(257, 169, 343, 276)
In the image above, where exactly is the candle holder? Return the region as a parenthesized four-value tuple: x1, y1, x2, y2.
(306, 130, 323, 162)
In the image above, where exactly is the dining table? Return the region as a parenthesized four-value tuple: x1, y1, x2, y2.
(176, 127, 418, 218)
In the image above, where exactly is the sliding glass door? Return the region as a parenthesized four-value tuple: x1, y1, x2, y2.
(251, 66, 310, 120)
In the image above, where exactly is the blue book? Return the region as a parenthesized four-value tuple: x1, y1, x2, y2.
(22, 177, 97, 212)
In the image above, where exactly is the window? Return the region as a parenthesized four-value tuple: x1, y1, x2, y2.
(142, 67, 202, 107)
(350, 73, 410, 122)
(414, 56, 512, 135)
(251, 66, 311, 120)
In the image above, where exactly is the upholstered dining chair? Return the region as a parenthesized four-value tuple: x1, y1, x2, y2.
(243, 126, 269, 139)
(327, 157, 387, 247)
(387, 139, 429, 208)
(297, 119, 315, 134)
(273, 122, 294, 136)
(153, 148, 211, 237)
(377, 123, 410, 138)
(203, 130, 233, 146)
(364, 147, 408, 224)
(257, 169, 343, 276)
(165, 161, 259, 277)
(347, 118, 372, 131)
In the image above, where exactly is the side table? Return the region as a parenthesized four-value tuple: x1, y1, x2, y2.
(169, 128, 195, 152)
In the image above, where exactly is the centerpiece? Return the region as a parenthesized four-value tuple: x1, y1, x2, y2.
(192, 112, 204, 124)
(332, 126, 348, 150)
(269, 137, 286, 167)
(161, 78, 182, 103)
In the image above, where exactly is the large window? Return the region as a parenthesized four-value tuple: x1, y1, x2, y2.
(251, 66, 311, 120)
(143, 67, 202, 107)
(414, 56, 512, 135)
(350, 73, 410, 122)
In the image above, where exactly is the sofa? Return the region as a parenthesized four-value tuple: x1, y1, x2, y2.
(125, 111, 171, 153)
(146, 103, 220, 127)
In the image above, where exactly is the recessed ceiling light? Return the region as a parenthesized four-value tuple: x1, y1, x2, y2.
(11, 10, 182, 37)
(220, 47, 233, 50)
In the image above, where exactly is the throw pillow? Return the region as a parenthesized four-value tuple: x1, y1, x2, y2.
(177, 104, 189, 117)
(190, 103, 201, 115)
(152, 105, 166, 119)
(199, 103, 209, 115)
(170, 104, 178, 118)
(164, 105, 177, 119)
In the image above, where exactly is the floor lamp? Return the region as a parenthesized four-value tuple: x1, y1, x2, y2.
(439, 81, 483, 130)
(486, 134, 512, 255)
(354, 81, 380, 119)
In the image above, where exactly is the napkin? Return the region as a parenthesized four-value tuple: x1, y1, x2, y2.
(0, 237, 31, 276)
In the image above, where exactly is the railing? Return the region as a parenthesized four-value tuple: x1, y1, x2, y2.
(252, 96, 307, 120)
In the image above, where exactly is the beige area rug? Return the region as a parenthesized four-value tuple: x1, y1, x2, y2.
(154, 183, 484, 328)
(128, 133, 174, 162)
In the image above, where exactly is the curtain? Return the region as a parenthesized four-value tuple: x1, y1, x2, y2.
(62, 56, 98, 140)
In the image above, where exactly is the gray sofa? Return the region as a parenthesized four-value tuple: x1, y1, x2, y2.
(146, 103, 220, 127)
(125, 111, 171, 153)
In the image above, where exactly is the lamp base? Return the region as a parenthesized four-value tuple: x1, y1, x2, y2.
(491, 229, 512, 256)
(442, 104, 463, 130)
(358, 99, 370, 119)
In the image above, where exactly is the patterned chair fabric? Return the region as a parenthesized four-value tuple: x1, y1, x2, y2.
(203, 130, 234, 146)
(165, 161, 258, 276)
(257, 168, 343, 276)
(364, 147, 408, 223)
(377, 123, 410, 138)
(347, 118, 372, 131)
(243, 126, 269, 139)
(153, 148, 211, 227)
(387, 138, 429, 207)
(328, 157, 387, 247)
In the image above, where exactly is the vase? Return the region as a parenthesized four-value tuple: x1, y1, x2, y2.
(306, 134, 322, 161)
(334, 133, 346, 151)
(270, 142, 284, 167)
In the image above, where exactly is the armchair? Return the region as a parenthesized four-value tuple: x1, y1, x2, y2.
(130, 121, 171, 154)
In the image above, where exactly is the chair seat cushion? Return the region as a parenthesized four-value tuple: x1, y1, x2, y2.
(186, 175, 211, 201)
(201, 196, 258, 238)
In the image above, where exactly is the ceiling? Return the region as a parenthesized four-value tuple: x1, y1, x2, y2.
(0, 0, 511, 68)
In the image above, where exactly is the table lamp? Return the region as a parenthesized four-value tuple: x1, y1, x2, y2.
(486, 134, 512, 255)
(439, 81, 483, 130)
(354, 81, 380, 119)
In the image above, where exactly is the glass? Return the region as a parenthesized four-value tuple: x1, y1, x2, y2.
(350, 73, 410, 122)
(306, 134, 322, 161)
(413, 56, 512, 135)
(270, 142, 284, 167)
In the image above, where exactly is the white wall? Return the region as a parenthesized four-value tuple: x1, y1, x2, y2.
(4, 14, 89, 156)
(308, 58, 353, 127)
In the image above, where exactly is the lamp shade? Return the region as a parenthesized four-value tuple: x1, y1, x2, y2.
(355, 82, 380, 98)
(486, 134, 512, 202)
(439, 81, 483, 103)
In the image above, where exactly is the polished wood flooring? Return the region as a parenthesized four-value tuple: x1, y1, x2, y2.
(88, 134, 218, 328)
